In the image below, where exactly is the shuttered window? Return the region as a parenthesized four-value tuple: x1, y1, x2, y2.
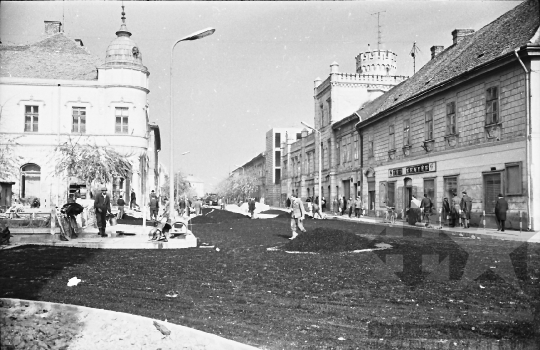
(379, 182, 387, 207)
(486, 86, 499, 125)
(505, 162, 522, 195)
(425, 110, 434, 140)
(389, 124, 395, 150)
(446, 102, 457, 135)
(484, 173, 502, 213)
(403, 119, 410, 146)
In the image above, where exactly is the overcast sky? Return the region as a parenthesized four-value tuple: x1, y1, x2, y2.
(0, 1, 520, 192)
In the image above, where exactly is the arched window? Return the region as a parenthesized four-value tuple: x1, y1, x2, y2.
(20, 163, 41, 198)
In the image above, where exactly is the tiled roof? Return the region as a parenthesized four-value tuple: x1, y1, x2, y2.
(356, 0, 540, 126)
(0, 33, 102, 80)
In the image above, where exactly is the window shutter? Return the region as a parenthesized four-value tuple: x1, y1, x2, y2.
(379, 182, 387, 207)
(484, 173, 501, 213)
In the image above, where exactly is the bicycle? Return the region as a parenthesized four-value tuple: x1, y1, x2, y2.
(385, 206, 396, 224)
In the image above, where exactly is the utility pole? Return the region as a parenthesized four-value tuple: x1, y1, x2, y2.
(371, 11, 386, 51)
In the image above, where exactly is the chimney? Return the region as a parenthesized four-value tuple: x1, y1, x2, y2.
(430, 45, 444, 60)
(451, 29, 474, 45)
(75, 39, 84, 47)
(44, 21, 62, 35)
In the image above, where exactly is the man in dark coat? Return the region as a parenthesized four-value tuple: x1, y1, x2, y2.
(460, 191, 473, 228)
(495, 193, 508, 232)
(94, 186, 112, 237)
(130, 189, 137, 209)
(420, 193, 433, 225)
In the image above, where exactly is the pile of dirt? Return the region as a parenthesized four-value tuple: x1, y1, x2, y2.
(259, 209, 290, 219)
(283, 227, 376, 253)
(191, 209, 248, 224)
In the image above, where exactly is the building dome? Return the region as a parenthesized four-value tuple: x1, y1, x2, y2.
(103, 7, 148, 73)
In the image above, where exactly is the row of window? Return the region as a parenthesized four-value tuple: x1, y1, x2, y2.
(24, 106, 130, 134)
(368, 86, 500, 157)
(337, 133, 359, 165)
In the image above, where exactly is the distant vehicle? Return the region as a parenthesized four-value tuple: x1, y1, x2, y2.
(205, 193, 218, 206)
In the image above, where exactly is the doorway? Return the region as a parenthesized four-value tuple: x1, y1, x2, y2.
(404, 177, 413, 210)
(343, 180, 351, 200)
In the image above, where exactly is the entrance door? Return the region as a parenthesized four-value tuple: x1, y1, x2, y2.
(404, 178, 413, 209)
(343, 180, 350, 200)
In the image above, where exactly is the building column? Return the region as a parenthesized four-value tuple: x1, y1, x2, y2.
(529, 57, 540, 231)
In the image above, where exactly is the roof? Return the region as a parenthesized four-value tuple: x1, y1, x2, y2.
(0, 33, 102, 80)
(356, 0, 540, 127)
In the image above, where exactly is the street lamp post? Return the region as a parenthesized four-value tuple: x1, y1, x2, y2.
(302, 121, 322, 212)
(170, 28, 215, 220)
(175, 151, 190, 203)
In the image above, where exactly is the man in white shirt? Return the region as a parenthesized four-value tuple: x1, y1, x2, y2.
(289, 193, 307, 240)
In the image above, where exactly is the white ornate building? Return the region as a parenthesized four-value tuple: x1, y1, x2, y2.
(0, 10, 160, 209)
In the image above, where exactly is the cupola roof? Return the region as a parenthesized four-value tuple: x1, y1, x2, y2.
(103, 5, 148, 73)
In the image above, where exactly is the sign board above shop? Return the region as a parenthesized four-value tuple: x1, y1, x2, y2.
(388, 162, 436, 177)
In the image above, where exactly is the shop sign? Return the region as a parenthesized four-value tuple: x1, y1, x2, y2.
(388, 162, 436, 177)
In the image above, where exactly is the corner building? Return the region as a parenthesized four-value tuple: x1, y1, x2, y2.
(0, 11, 160, 208)
(356, 0, 540, 230)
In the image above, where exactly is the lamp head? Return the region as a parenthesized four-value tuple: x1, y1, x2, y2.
(181, 28, 216, 42)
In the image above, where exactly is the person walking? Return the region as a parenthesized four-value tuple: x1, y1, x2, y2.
(451, 192, 461, 228)
(332, 197, 337, 215)
(338, 197, 344, 215)
(289, 193, 306, 240)
(420, 193, 433, 226)
(94, 186, 112, 237)
(312, 201, 324, 219)
(442, 197, 451, 227)
(248, 198, 256, 219)
(321, 197, 326, 212)
(285, 196, 292, 209)
(149, 192, 159, 221)
(116, 194, 125, 220)
(355, 197, 362, 218)
(193, 197, 202, 216)
(348, 197, 353, 218)
(495, 193, 508, 232)
(130, 189, 137, 210)
(461, 191, 473, 228)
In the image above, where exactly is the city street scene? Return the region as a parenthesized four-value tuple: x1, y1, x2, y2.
(1, 0, 540, 349)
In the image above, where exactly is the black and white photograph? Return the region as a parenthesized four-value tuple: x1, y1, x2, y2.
(1, 0, 539, 349)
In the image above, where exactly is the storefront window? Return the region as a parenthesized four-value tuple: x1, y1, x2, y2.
(424, 178, 436, 208)
(387, 182, 396, 207)
(444, 176, 458, 200)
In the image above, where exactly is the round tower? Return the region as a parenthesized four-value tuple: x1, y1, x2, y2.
(355, 50, 397, 76)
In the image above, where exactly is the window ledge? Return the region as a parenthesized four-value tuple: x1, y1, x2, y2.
(444, 133, 460, 139)
(402, 145, 411, 157)
(485, 123, 503, 140)
(422, 139, 435, 153)
(388, 149, 396, 160)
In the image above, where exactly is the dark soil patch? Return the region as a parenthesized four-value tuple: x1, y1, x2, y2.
(1, 215, 539, 349)
(283, 227, 377, 252)
(191, 208, 247, 225)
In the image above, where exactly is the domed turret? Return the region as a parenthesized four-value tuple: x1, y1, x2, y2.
(103, 6, 148, 73)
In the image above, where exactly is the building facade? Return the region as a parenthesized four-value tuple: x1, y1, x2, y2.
(0, 11, 160, 209)
(280, 49, 407, 207)
(356, 0, 539, 230)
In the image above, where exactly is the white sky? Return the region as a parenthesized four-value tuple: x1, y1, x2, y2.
(0, 1, 520, 191)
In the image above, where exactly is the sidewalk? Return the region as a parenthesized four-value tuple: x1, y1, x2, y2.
(0, 298, 260, 350)
(3, 223, 198, 250)
(324, 212, 540, 243)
